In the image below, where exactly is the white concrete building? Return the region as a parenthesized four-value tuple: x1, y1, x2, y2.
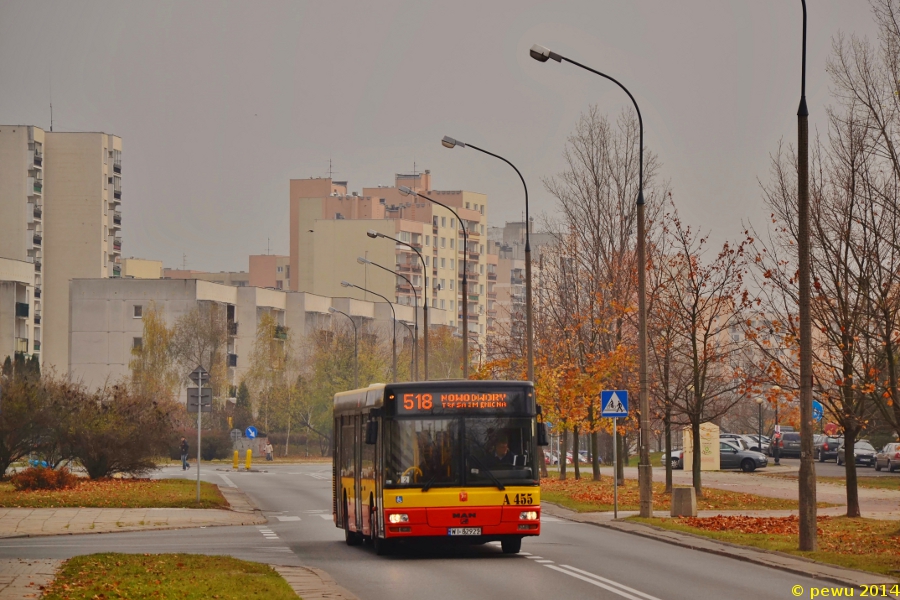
(0, 258, 37, 361)
(69, 278, 443, 395)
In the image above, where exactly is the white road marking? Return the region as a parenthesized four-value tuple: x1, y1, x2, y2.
(304, 509, 329, 513)
(541, 516, 561, 522)
(535, 560, 554, 564)
(525, 556, 543, 559)
(275, 516, 301, 521)
(218, 474, 238, 488)
(318, 514, 333, 520)
(545, 565, 661, 600)
(263, 547, 293, 552)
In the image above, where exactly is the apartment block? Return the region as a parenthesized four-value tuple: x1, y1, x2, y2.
(40, 131, 122, 372)
(248, 254, 290, 289)
(122, 258, 163, 279)
(68, 278, 437, 396)
(0, 125, 45, 363)
(289, 171, 490, 341)
(164, 268, 251, 287)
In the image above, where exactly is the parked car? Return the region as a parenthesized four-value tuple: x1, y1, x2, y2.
(836, 440, 877, 468)
(875, 443, 900, 472)
(543, 451, 559, 465)
(815, 435, 844, 462)
(769, 431, 802, 457)
(720, 441, 768, 472)
(660, 449, 684, 469)
(743, 434, 770, 453)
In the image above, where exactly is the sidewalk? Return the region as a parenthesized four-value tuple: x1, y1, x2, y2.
(542, 502, 899, 588)
(0, 486, 358, 600)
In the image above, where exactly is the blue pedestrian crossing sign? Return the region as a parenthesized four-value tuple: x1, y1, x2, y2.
(812, 400, 824, 421)
(601, 390, 629, 418)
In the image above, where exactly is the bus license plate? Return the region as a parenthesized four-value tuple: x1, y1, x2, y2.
(448, 527, 481, 536)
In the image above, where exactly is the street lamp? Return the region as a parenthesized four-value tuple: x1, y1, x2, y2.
(328, 307, 358, 389)
(754, 397, 765, 454)
(530, 43, 652, 518)
(441, 136, 534, 384)
(398, 185, 470, 378)
(358, 256, 418, 381)
(367, 229, 429, 381)
(341, 280, 397, 382)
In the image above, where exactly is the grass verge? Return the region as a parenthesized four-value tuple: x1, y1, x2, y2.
(631, 515, 900, 578)
(767, 472, 900, 491)
(41, 553, 299, 600)
(0, 478, 227, 509)
(540, 477, 820, 511)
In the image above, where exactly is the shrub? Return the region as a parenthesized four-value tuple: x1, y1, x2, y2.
(171, 429, 232, 461)
(10, 467, 80, 491)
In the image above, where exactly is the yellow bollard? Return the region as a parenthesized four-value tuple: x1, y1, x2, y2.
(233, 450, 239, 470)
(245, 449, 252, 470)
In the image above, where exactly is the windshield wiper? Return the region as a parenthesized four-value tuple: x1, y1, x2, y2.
(467, 454, 505, 491)
(421, 474, 439, 492)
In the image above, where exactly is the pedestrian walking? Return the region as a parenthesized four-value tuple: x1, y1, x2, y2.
(265, 441, 274, 461)
(180, 437, 189, 470)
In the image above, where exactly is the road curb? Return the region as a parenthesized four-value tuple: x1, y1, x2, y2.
(219, 485, 265, 517)
(541, 502, 898, 588)
(274, 565, 360, 600)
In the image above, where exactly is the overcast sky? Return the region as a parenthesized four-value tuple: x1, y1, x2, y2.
(0, 1, 880, 272)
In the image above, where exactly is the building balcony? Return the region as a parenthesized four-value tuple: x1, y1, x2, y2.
(112, 238, 122, 251)
(34, 314, 41, 325)
(113, 163, 121, 174)
(34, 260, 41, 273)
(114, 190, 121, 200)
(487, 292, 497, 299)
(227, 353, 238, 367)
(33, 206, 42, 219)
(113, 211, 122, 226)
(274, 325, 288, 340)
(511, 277, 524, 286)
(33, 154, 42, 167)
(15, 338, 28, 354)
(33, 340, 41, 351)
(112, 265, 121, 277)
(33, 182, 42, 193)
(33, 234, 42, 246)
(34, 288, 41, 299)
(228, 321, 238, 336)
(16, 302, 29, 318)
(487, 271, 497, 280)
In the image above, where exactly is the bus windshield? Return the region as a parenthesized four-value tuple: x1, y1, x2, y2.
(384, 416, 536, 488)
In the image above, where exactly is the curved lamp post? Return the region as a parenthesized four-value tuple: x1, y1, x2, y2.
(398, 185, 470, 378)
(367, 230, 429, 381)
(341, 280, 397, 382)
(397, 320, 415, 379)
(530, 43, 652, 518)
(328, 307, 358, 388)
(441, 136, 533, 383)
(358, 256, 418, 381)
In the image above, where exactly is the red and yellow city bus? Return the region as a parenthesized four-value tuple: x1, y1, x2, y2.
(333, 380, 548, 555)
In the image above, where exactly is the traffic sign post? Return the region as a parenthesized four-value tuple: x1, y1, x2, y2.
(601, 390, 629, 519)
(189, 366, 209, 503)
(812, 400, 823, 421)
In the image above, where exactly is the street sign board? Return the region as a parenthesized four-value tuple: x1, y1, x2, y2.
(230, 428, 242, 443)
(187, 387, 212, 413)
(600, 390, 628, 418)
(812, 400, 824, 421)
(189, 366, 209, 386)
(245, 426, 258, 439)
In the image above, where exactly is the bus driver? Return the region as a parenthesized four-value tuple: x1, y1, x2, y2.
(490, 435, 515, 468)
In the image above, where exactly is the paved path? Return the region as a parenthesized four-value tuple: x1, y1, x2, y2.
(0, 559, 59, 600)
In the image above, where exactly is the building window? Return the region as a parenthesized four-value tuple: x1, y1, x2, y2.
(480, 206, 484, 215)
(450, 239, 454, 249)
(480, 244, 484, 254)
(426, 235, 430, 246)
(451, 300, 454, 310)
(480, 284, 484, 294)
(480, 265, 484, 274)
(440, 299, 445, 310)
(450, 259, 455, 270)
(133, 305, 143, 319)
(441, 278, 446, 289)
(425, 256, 430, 267)
(450, 280, 454, 290)
(481, 224, 485, 234)
(441, 258, 446, 268)
(132, 337, 143, 350)
(277, 266, 283, 272)
(433, 216, 438, 227)
(451, 219, 455, 229)
(441, 217, 446, 227)
(466, 202, 470, 209)
(441, 237, 446, 248)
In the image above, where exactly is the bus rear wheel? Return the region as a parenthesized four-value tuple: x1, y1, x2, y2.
(501, 537, 522, 554)
(373, 535, 393, 555)
(345, 527, 363, 546)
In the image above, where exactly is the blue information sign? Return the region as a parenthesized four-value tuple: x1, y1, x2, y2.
(812, 400, 824, 421)
(601, 390, 629, 418)
(245, 426, 258, 439)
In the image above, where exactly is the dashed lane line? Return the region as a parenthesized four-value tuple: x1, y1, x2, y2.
(544, 565, 661, 600)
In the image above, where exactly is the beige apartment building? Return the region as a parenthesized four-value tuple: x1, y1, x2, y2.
(68, 278, 433, 395)
(33, 131, 123, 373)
(0, 125, 45, 362)
(164, 268, 251, 287)
(122, 257, 163, 279)
(289, 171, 491, 340)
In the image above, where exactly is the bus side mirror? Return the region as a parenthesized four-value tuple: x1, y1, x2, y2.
(537, 423, 549, 447)
(365, 420, 378, 445)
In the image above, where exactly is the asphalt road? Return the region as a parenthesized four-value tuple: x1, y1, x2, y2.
(0, 463, 834, 600)
(776, 457, 898, 478)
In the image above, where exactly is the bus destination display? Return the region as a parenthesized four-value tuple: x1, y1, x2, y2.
(393, 390, 528, 414)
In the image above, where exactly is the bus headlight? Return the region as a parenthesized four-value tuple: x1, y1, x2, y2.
(388, 513, 409, 523)
(519, 511, 538, 521)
